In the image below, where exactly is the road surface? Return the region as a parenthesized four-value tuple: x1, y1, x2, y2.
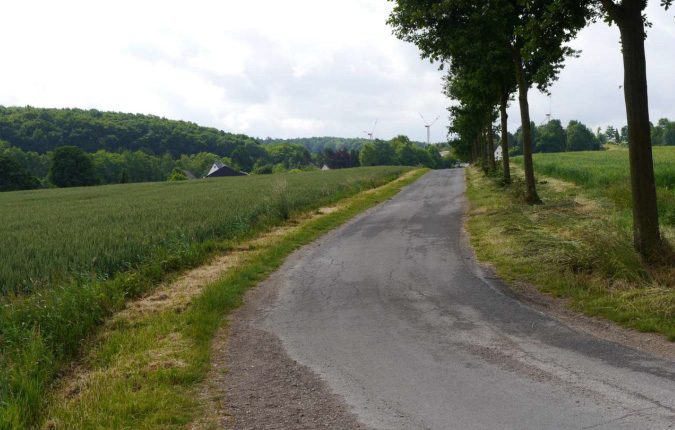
(258, 169, 675, 429)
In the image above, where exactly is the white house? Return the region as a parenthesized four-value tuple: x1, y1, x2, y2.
(494, 146, 503, 161)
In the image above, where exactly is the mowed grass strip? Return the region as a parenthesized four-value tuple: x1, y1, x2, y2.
(41, 169, 429, 430)
(465, 166, 675, 344)
(513, 146, 675, 225)
(0, 166, 412, 430)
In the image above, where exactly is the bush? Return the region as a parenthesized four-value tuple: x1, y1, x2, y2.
(48, 146, 99, 188)
(0, 155, 41, 192)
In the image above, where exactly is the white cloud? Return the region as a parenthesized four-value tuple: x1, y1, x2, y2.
(0, 0, 672, 143)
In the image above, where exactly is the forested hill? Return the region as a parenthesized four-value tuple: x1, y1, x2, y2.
(0, 106, 257, 157)
(262, 136, 430, 154)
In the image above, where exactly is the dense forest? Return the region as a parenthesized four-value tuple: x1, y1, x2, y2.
(0, 106, 257, 157)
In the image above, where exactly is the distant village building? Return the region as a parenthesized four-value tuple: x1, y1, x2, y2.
(440, 151, 450, 157)
(494, 146, 503, 161)
(321, 164, 331, 171)
(205, 162, 248, 178)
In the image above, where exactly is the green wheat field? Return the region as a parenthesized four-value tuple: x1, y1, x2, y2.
(515, 146, 675, 225)
(0, 167, 408, 296)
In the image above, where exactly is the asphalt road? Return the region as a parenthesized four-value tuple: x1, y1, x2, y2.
(262, 169, 675, 430)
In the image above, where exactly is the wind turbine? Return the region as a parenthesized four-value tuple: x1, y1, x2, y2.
(541, 94, 552, 125)
(420, 114, 440, 145)
(364, 119, 378, 140)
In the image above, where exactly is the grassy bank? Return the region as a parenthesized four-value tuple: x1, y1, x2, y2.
(0, 167, 414, 429)
(465, 166, 675, 343)
(513, 146, 675, 225)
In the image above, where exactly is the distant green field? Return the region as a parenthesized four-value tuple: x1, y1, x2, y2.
(514, 147, 675, 225)
(0, 167, 408, 296)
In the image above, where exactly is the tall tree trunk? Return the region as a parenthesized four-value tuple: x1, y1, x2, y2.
(487, 113, 496, 172)
(614, 5, 662, 257)
(500, 84, 511, 184)
(513, 49, 540, 204)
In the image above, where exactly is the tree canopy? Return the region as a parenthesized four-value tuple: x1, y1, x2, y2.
(0, 154, 41, 192)
(48, 146, 99, 188)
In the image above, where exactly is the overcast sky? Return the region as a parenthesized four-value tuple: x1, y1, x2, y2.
(1, 1, 673, 143)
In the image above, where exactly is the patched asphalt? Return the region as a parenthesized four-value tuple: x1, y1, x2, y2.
(258, 169, 675, 429)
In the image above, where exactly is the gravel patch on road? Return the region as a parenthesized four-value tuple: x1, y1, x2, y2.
(210, 254, 371, 430)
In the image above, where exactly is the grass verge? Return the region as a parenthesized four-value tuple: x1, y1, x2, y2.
(40, 169, 428, 429)
(465, 166, 675, 341)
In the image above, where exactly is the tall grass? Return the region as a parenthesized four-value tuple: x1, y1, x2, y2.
(513, 146, 675, 225)
(0, 166, 410, 429)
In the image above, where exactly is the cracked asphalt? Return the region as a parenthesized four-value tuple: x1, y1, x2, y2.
(258, 169, 675, 429)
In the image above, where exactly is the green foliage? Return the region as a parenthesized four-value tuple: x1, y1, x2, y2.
(48, 146, 99, 188)
(0, 167, 411, 429)
(265, 143, 312, 168)
(395, 142, 418, 166)
(250, 163, 274, 175)
(321, 148, 360, 169)
(509, 119, 602, 155)
(566, 120, 601, 151)
(0, 155, 40, 192)
(652, 118, 675, 146)
(0, 106, 257, 157)
(262, 136, 428, 154)
(118, 169, 130, 184)
(535, 119, 566, 153)
(167, 168, 188, 181)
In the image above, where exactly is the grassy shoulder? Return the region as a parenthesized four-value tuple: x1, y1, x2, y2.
(465, 166, 675, 341)
(40, 169, 429, 430)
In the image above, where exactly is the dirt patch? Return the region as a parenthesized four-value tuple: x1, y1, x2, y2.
(202, 252, 370, 430)
(114, 254, 244, 325)
(540, 177, 576, 193)
(364, 169, 419, 194)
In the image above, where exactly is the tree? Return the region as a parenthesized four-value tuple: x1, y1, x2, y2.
(605, 125, 620, 142)
(663, 122, 675, 146)
(620, 125, 629, 144)
(119, 169, 130, 183)
(395, 142, 418, 166)
(167, 167, 188, 181)
(0, 155, 41, 192)
(651, 118, 669, 145)
(566, 121, 601, 152)
(596, 127, 608, 144)
(359, 143, 379, 166)
(389, 0, 592, 203)
(593, 0, 672, 255)
(427, 145, 443, 169)
(535, 119, 566, 153)
(48, 146, 99, 188)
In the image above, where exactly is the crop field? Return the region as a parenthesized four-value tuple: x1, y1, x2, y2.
(514, 146, 675, 225)
(0, 167, 408, 296)
(0, 166, 413, 428)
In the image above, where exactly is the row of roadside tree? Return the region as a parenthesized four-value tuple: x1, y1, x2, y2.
(388, 0, 672, 259)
